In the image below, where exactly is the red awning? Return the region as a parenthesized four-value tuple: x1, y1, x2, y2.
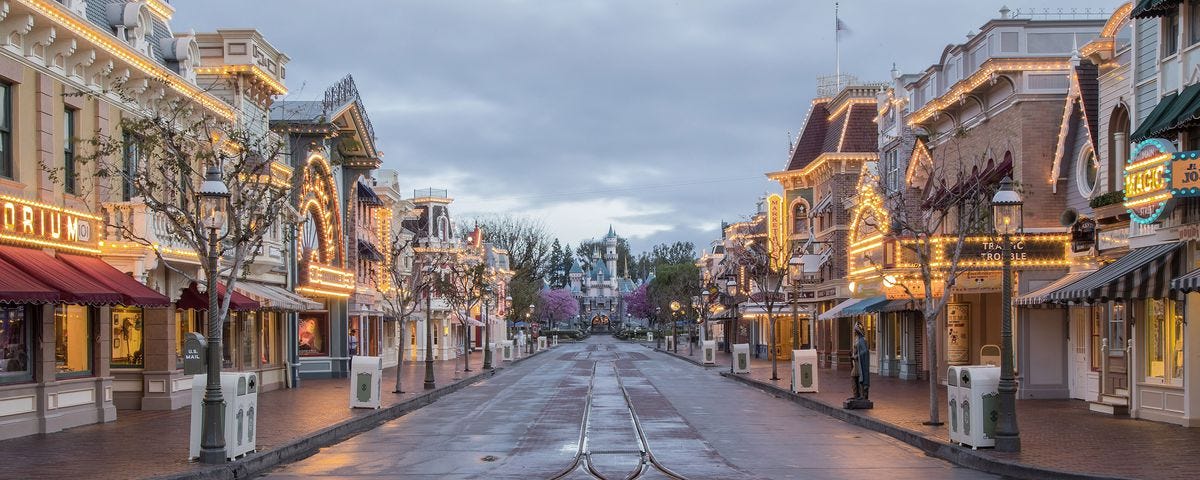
(0, 245, 123, 305)
(57, 254, 171, 307)
(176, 281, 260, 311)
(0, 256, 59, 304)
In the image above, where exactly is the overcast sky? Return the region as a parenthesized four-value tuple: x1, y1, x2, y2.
(177, 0, 1112, 254)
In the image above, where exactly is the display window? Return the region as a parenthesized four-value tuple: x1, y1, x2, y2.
(176, 309, 200, 369)
(1145, 298, 1185, 385)
(222, 316, 233, 368)
(55, 305, 92, 377)
(299, 313, 328, 356)
(259, 311, 280, 366)
(111, 307, 144, 368)
(0, 305, 32, 384)
(240, 312, 257, 369)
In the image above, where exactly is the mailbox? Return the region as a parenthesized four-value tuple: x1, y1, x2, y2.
(182, 333, 206, 375)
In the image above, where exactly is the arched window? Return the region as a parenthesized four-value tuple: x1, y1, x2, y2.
(791, 201, 809, 237)
(1108, 105, 1131, 193)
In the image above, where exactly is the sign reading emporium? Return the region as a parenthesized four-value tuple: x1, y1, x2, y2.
(0, 195, 97, 253)
(1124, 138, 1200, 224)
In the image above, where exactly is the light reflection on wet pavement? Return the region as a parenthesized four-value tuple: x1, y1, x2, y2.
(263, 337, 995, 479)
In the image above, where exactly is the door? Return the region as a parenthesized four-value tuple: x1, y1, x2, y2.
(774, 317, 794, 360)
(1068, 308, 1089, 400)
(1105, 302, 1130, 394)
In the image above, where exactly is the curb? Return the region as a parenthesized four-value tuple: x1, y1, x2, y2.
(653, 348, 1130, 480)
(156, 349, 551, 480)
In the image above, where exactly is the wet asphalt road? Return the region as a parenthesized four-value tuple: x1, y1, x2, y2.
(264, 337, 994, 479)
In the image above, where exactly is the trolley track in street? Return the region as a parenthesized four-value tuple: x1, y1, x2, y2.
(548, 359, 687, 480)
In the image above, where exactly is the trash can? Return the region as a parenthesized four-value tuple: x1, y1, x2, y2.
(732, 343, 751, 373)
(552, 335, 559, 347)
(702, 340, 717, 365)
(960, 366, 1000, 449)
(537, 336, 547, 350)
(946, 365, 964, 445)
(791, 349, 818, 393)
(501, 341, 514, 361)
(647, 332, 653, 342)
(350, 356, 384, 409)
(666, 335, 675, 351)
(189, 372, 257, 460)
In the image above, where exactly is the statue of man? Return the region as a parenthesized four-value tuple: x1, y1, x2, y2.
(852, 322, 869, 400)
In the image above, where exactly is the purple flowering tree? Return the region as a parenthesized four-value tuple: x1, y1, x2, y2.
(539, 288, 579, 329)
(624, 283, 653, 320)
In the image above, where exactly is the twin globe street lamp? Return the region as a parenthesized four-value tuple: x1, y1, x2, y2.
(991, 176, 1022, 452)
(197, 164, 230, 464)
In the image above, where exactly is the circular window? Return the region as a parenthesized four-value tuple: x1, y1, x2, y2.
(1077, 146, 1100, 197)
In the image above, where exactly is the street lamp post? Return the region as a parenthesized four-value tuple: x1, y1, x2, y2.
(669, 300, 681, 353)
(725, 278, 738, 373)
(483, 284, 494, 370)
(789, 256, 802, 351)
(424, 270, 436, 390)
(689, 295, 700, 357)
(197, 165, 229, 464)
(992, 176, 1022, 452)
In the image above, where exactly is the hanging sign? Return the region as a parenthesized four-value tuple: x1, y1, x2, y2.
(766, 194, 786, 270)
(1070, 218, 1096, 253)
(946, 303, 970, 365)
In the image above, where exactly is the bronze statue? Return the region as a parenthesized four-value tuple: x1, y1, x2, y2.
(845, 322, 873, 409)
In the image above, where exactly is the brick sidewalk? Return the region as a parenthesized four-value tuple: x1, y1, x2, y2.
(655, 340, 1200, 480)
(1, 352, 522, 480)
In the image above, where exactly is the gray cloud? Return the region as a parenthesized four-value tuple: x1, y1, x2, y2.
(178, 0, 1112, 253)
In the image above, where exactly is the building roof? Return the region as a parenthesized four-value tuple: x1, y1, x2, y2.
(786, 94, 879, 171)
(606, 225, 617, 238)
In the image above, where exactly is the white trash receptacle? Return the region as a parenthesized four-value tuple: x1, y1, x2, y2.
(666, 335, 675, 351)
(733, 343, 751, 373)
(552, 335, 559, 346)
(350, 355, 384, 409)
(537, 336, 547, 350)
(501, 341, 514, 361)
(791, 349, 819, 393)
(702, 340, 717, 365)
(647, 332, 654, 342)
(960, 366, 1000, 449)
(189, 372, 258, 460)
(946, 365, 964, 445)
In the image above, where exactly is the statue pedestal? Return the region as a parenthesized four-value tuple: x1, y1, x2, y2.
(843, 398, 874, 410)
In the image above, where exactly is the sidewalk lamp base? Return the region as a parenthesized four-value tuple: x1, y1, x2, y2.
(994, 436, 1020, 452)
(843, 398, 874, 410)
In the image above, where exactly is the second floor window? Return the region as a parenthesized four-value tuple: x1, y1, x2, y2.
(122, 132, 139, 201)
(1164, 10, 1180, 57)
(1190, 0, 1200, 45)
(0, 82, 10, 179)
(64, 108, 76, 194)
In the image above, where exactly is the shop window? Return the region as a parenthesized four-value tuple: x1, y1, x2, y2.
(384, 318, 397, 348)
(64, 108, 77, 194)
(121, 131, 140, 201)
(298, 313, 328, 356)
(792, 202, 809, 237)
(863, 315, 877, 351)
(0, 82, 10, 179)
(111, 307, 144, 368)
(259, 311, 280, 366)
(176, 309, 201, 369)
(1109, 302, 1126, 356)
(241, 312, 257, 370)
(0, 306, 32, 384)
(1190, 0, 1200, 45)
(55, 305, 92, 377)
(1145, 299, 1185, 384)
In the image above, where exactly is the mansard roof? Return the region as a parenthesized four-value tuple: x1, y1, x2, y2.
(785, 92, 879, 171)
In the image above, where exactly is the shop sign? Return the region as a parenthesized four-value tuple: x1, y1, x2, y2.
(1180, 223, 1200, 242)
(1071, 218, 1096, 253)
(947, 303, 970, 365)
(0, 195, 96, 248)
(954, 236, 1067, 264)
(766, 194, 786, 270)
(1097, 227, 1129, 251)
(885, 279, 944, 300)
(1122, 139, 1200, 224)
(951, 271, 1003, 294)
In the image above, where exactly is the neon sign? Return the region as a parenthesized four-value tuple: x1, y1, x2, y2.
(0, 196, 97, 251)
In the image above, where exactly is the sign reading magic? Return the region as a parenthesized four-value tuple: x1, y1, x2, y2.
(1124, 138, 1200, 224)
(0, 195, 98, 253)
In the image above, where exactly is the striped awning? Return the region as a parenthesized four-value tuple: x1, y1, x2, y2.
(1015, 270, 1096, 306)
(1048, 242, 1185, 303)
(1132, 0, 1182, 18)
(1171, 269, 1200, 293)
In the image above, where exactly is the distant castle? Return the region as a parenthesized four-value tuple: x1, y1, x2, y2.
(567, 226, 637, 330)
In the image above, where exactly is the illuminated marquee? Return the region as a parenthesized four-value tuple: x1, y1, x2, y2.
(0, 195, 99, 254)
(1123, 138, 1200, 224)
(766, 194, 786, 270)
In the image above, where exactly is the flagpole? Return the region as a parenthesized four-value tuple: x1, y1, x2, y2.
(835, 2, 841, 90)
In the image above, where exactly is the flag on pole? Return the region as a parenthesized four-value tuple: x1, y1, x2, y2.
(836, 17, 850, 36)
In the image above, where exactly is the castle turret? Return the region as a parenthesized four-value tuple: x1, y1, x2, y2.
(604, 225, 618, 279)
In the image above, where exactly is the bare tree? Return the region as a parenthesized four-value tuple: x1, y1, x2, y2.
(369, 228, 427, 393)
(61, 81, 296, 363)
(467, 214, 553, 281)
(435, 255, 488, 373)
(867, 139, 1005, 426)
(724, 228, 789, 381)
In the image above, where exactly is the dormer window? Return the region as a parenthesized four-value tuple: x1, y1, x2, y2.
(106, 1, 152, 56)
(160, 36, 200, 84)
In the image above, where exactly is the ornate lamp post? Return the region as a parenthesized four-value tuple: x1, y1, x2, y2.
(991, 176, 1022, 452)
(690, 295, 700, 357)
(423, 266, 436, 390)
(482, 281, 494, 370)
(725, 277, 738, 372)
(197, 165, 229, 464)
(669, 300, 681, 353)
(789, 255, 803, 351)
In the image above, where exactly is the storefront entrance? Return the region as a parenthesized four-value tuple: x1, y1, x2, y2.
(772, 317, 794, 360)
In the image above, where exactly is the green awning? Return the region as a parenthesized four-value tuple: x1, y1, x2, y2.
(1131, 91, 1178, 142)
(840, 296, 888, 317)
(1132, 0, 1182, 18)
